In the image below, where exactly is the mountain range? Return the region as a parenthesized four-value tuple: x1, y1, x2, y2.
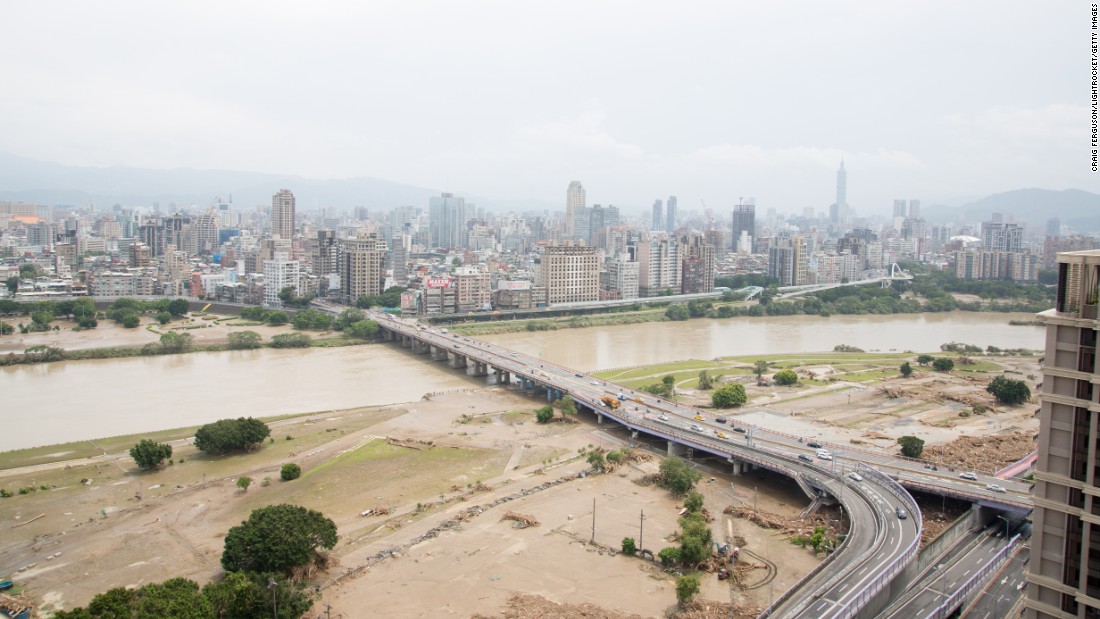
(0, 152, 1096, 232)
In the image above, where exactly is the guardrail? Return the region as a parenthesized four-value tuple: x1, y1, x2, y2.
(995, 450, 1038, 479)
(926, 535, 1022, 619)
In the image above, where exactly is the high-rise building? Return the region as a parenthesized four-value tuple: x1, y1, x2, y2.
(603, 252, 639, 300)
(539, 242, 599, 305)
(271, 189, 296, 240)
(573, 204, 620, 249)
(340, 235, 387, 302)
(1047, 217, 1062, 238)
(892, 199, 907, 219)
(188, 210, 220, 256)
(680, 234, 715, 294)
(982, 219, 1024, 252)
(908, 199, 921, 219)
(1026, 250, 1100, 618)
(566, 181, 585, 241)
(652, 200, 664, 231)
(636, 236, 682, 297)
(767, 236, 808, 286)
(666, 196, 678, 234)
(732, 201, 756, 253)
(830, 159, 848, 224)
(263, 251, 299, 308)
(429, 193, 468, 250)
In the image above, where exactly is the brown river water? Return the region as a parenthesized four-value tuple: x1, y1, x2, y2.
(1, 312, 1044, 451)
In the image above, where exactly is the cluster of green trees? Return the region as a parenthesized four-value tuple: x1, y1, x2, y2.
(227, 330, 263, 349)
(57, 504, 336, 619)
(353, 286, 406, 309)
(277, 286, 315, 309)
(897, 435, 925, 458)
(130, 439, 173, 470)
(270, 333, 312, 348)
(194, 418, 271, 455)
(790, 525, 831, 554)
(0, 298, 99, 332)
(239, 306, 289, 326)
(714, 274, 779, 290)
(290, 308, 332, 330)
(332, 308, 379, 339)
(104, 298, 190, 329)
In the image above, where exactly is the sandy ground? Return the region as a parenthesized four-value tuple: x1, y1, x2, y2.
(0, 388, 819, 617)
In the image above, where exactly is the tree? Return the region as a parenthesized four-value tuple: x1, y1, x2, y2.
(665, 305, 689, 321)
(228, 330, 263, 350)
(932, 357, 955, 372)
(4, 276, 17, 294)
(202, 571, 313, 619)
(987, 375, 1031, 405)
(712, 383, 747, 408)
(130, 439, 173, 471)
(265, 311, 289, 326)
(675, 575, 701, 607)
(535, 406, 554, 423)
(121, 313, 141, 328)
(558, 395, 577, 415)
(658, 546, 681, 566)
(658, 457, 702, 496)
(56, 578, 213, 619)
(19, 264, 39, 279)
(281, 463, 302, 481)
(237, 476, 252, 491)
(270, 333, 311, 348)
(678, 512, 714, 564)
(753, 360, 769, 377)
(221, 504, 338, 574)
(897, 435, 925, 459)
(587, 450, 607, 473)
(916, 354, 934, 366)
(683, 491, 704, 513)
(166, 298, 190, 317)
(291, 308, 332, 330)
(662, 374, 676, 396)
(899, 361, 913, 377)
(333, 308, 365, 331)
(159, 331, 193, 353)
(345, 319, 379, 339)
(621, 537, 637, 555)
(697, 370, 714, 390)
(773, 368, 798, 385)
(195, 418, 271, 455)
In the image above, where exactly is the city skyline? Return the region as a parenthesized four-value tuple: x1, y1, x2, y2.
(0, 2, 1093, 215)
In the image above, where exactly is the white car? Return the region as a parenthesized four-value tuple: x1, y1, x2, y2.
(986, 483, 1006, 493)
(818, 453, 833, 461)
(959, 472, 978, 480)
(658, 414, 670, 421)
(591, 380, 600, 385)
(847, 472, 863, 482)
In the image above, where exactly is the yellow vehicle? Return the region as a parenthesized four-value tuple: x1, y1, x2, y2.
(600, 396, 621, 410)
(716, 432, 728, 439)
(694, 414, 704, 421)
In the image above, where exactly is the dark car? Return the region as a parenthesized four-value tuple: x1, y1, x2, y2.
(733, 427, 747, 433)
(715, 417, 728, 424)
(895, 507, 908, 519)
(575, 373, 583, 377)
(807, 441, 823, 449)
(798, 454, 813, 463)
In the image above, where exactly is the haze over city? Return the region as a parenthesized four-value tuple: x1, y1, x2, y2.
(0, 1, 1094, 215)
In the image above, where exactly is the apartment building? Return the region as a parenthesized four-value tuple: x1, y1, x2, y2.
(1028, 250, 1100, 618)
(539, 241, 599, 305)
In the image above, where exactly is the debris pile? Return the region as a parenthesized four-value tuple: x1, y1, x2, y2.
(503, 511, 540, 528)
(472, 593, 648, 619)
(924, 431, 1036, 471)
(670, 598, 764, 619)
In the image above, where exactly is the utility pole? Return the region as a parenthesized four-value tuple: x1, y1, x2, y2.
(639, 509, 645, 552)
(754, 485, 758, 515)
(591, 498, 596, 544)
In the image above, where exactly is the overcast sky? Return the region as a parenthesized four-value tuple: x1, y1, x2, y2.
(1, 2, 1095, 215)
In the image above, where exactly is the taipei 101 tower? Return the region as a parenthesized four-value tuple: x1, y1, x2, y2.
(830, 159, 848, 224)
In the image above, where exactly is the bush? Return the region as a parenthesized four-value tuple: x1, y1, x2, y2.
(684, 491, 704, 513)
(658, 457, 702, 496)
(129, 439, 173, 471)
(932, 358, 955, 372)
(226, 330, 263, 350)
(121, 313, 140, 328)
(156, 311, 172, 325)
(987, 375, 1031, 405)
(658, 546, 681, 565)
(621, 537, 637, 555)
(270, 333, 311, 348)
(711, 383, 747, 408)
(897, 435, 925, 458)
(535, 406, 554, 423)
(899, 361, 913, 377)
(773, 368, 798, 385)
(265, 311, 289, 326)
(280, 463, 302, 481)
(676, 575, 701, 606)
(665, 305, 689, 321)
(236, 476, 252, 491)
(194, 418, 271, 455)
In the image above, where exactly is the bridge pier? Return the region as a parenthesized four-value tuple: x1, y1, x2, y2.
(596, 413, 603, 424)
(667, 441, 687, 457)
(467, 361, 487, 377)
(400, 335, 412, 348)
(412, 340, 429, 354)
(430, 345, 448, 361)
(448, 352, 467, 369)
(631, 430, 638, 439)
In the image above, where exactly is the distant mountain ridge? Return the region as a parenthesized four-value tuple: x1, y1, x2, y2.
(0, 152, 559, 213)
(922, 188, 1100, 232)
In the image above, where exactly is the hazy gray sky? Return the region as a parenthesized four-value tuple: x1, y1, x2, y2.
(1, 1, 1094, 214)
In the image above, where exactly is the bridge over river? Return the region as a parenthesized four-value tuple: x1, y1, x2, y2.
(369, 310, 1031, 618)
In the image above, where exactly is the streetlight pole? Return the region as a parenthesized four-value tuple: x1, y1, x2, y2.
(639, 509, 645, 552)
(268, 577, 277, 619)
